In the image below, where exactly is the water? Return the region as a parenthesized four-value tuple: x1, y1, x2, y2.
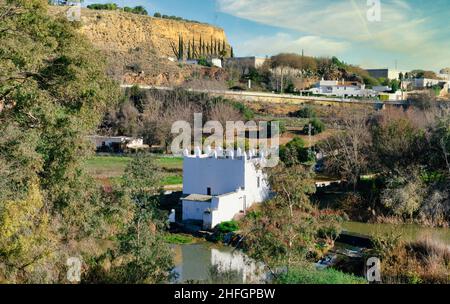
(342, 221, 450, 245)
(171, 243, 265, 283)
(171, 222, 450, 283)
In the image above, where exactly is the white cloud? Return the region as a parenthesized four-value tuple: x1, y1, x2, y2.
(236, 33, 349, 58)
(217, 0, 447, 69)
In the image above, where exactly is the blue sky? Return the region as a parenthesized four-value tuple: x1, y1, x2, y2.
(83, 0, 450, 71)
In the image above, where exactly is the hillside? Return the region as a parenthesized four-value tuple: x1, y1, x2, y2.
(49, 7, 232, 86)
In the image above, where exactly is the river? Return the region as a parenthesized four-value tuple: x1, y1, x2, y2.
(342, 221, 450, 245)
(171, 221, 450, 283)
(171, 242, 266, 283)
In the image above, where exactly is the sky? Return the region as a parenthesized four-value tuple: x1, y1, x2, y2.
(82, 0, 450, 72)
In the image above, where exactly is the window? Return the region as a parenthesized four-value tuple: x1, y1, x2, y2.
(207, 187, 211, 195)
(257, 177, 260, 188)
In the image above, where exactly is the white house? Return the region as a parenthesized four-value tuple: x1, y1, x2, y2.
(309, 80, 377, 98)
(181, 146, 270, 229)
(87, 135, 147, 152)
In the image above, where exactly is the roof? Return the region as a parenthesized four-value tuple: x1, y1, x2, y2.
(181, 194, 212, 202)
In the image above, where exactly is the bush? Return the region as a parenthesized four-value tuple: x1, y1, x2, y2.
(295, 106, 317, 118)
(279, 137, 314, 166)
(154, 12, 161, 18)
(304, 118, 325, 135)
(216, 220, 239, 233)
(232, 102, 254, 120)
(164, 234, 194, 244)
(87, 3, 118, 10)
(276, 267, 366, 284)
(197, 57, 211, 67)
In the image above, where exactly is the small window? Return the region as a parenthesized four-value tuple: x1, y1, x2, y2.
(257, 177, 260, 188)
(207, 187, 211, 195)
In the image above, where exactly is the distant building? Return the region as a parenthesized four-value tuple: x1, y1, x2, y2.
(365, 68, 402, 80)
(224, 56, 267, 74)
(87, 135, 147, 153)
(413, 78, 446, 88)
(372, 85, 392, 93)
(379, 90, 406, 101)
(208, 58, 222, 68)
(308, 80, 377, 98)
(181, 147, 270, 230)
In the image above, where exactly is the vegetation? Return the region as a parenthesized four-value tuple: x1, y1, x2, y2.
(305, 118, 326, 135)
(276, 266, 366, 284)
(370, 233, 449, 284)
(320, 106, 450, 227)
(87, 3, 148, 15)
(279, 137, 313, 166)
(101, 87, 250, 153)
(0, 1, 172, 283)
(164, 234, 195, 245)
(241, 165, 342, 275)
(268, 54, 380, 93)
(216, 220, 239, 233)
(154, 12, 204, 24)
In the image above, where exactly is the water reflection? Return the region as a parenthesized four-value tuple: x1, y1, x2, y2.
(342, 221, 450, 245)
(172, 243, 265, 283)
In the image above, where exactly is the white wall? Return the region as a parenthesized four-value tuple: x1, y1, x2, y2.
(182, 200, 211, 221)
(210, 191, 245, 228)
(244, 162, 270, 204)
(183, 156, 246, 195)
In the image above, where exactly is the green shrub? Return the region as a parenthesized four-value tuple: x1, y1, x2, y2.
(216, 220, 239, 233)
(279, 137, 314, 166)
(164, 234, 194, 244)
(296, 106, 317, 119)
(232, 102, 254, 120)
(197, 57, 211, 67)
(276, 267, 366, 284)
(305, 118, 325, 135)
(154, 12, 161, 18)
(87, 3, 118, 10)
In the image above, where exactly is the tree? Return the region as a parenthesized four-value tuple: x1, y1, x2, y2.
(320, 111, 372, 190)
(279, 137, 313, 166)
(372, 117, 425, 172)
(0, 183, 56, 283)
(103, 155, 173, 283)
(242, 165, 318, 274)
(0, 0, 124, 282)
(381, 168, 426, 220)
(306, 118, 325, 135)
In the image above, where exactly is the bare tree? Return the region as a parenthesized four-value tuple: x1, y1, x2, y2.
(207, 102, 242, 127)
(320, 110, 372, 190)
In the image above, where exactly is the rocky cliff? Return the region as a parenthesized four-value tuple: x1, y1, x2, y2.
(76, 8, 231, 58)
(49, 7, 231, 86)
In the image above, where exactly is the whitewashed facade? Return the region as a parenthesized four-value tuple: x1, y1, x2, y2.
(181, 147, 270, 229)
(309, 80, 377, 98)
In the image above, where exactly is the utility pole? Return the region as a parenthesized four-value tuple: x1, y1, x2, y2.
(308, 123, 312, 154)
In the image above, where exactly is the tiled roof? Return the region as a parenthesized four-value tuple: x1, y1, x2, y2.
(181, 194, 212, 202)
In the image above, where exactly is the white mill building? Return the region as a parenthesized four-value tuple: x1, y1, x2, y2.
(181, 146, 271, 230)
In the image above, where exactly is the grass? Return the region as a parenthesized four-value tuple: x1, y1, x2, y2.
(276, 267, 367, 284)
(164, 233, 195, 244)
(84, 155, 183, 186)
(161, 175, 183, 185)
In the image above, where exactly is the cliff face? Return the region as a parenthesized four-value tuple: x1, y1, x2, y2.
(76, 8, 231, 59)
(49, 7, 231, 86)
